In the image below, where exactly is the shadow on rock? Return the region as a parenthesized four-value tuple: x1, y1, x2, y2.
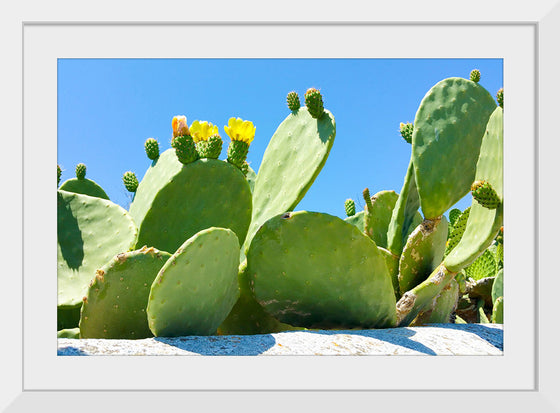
(154, 334, 277, 356)
(425, 323, 503, 351)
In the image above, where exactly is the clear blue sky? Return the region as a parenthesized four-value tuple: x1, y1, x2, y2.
(57, 58, 502, 220)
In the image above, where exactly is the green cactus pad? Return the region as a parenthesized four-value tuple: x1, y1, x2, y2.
(172, 134, 199, 164)
(287, 91, 301, 111)
(386, 160, 423, 256)
(122, 171, 139, 193)
(246, 211, 397, 329)
(79, 247, 172, 339)
(58, 305, 81, 330)
(244, 107, 336, 253)
(57, 328, 80, 339)
(464, 249, 497, 281)
(491, 268, 503, 303)
(444, 107, 503, 272)
(304, 88, 324, 119)
(130, 156, 252, 254)
(57, 190, 138, 309)
(398, 216, 449, 294)
(75, 163, 87, 180)
(57, 164, 62, 186)
(471, 180, 501, 209)
(344, 198, 356, 217)
(59, 177, 110, 200)
(344, 210, 365, 232)
(196, 134, 223, 159)
(413, 278, 459, 325)
(377, 246, 401, 298)
(412, 77, 497, 219)
(492, 296, 504, 323)
(448, 208, 462, 227)
(399, 122, 414, 144)
(145, 138, 160, 160)
(227, 140, 249, 169)
(246, 164, 257, 192)
(147, 228, 240, 337)
(217, 261, 302, 335)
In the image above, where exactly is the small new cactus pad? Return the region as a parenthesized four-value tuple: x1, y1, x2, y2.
(227, 140, 249, 169)
(246, 211, 397, 329)
(304, 88, 324, 119)
(387, 160, 422, 255)
(492, 296, 503, 323)
(57, 164, 62, 186)
(147, 228, 240, 337)
(244, 106, 336, 253)
(75, 163, 86, 180)
(79, 247, 171, 339)
(444, 107, 503, 272)
(57, 190, 138, 310)
(497, 88, 504, 108)
(196, 134, 223, 159)
(398, 216, 449, 294)
(412, 77, 497, 219)
(344, 198, 356, 217)
(470, 69, 481, 83)
(287, 91, 301, 111)
(471, 180, 501, 209)
(464, 249, 497, 281)
(122, 171, 139, 192)
(217, 261, 302, 335)
(130, 154, 252, 254)
(171, 134, 199, 164)
(145, 138, 160, 160)
(399, 122, 414, 144)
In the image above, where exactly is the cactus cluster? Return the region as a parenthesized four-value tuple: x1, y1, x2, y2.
(58, 73, 504, 341)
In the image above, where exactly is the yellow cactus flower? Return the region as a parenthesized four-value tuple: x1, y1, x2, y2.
(172, 115, 190, 137)
(190, 120, 219, 143)
(224, 117, 256, 144)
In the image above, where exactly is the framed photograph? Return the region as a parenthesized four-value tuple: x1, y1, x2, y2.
(6, 0, 558, 410)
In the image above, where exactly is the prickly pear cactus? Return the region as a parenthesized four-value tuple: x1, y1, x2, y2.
(79, 247, 171, 339)
(122, 171, 138, 193)
(147, 228, 240, 337)
(57, 164, 62, 186)
(471, 180, 501, 209)
(286, 91, 301, 111)
(243, 106, 336, 253)
(246, 211, 397, 329)
(225, 117, 255, 169)
(304, 88, 324, 119)
(491, 268, 503, 303)
(59, 163, 110, 200)
(464, 249, 497, 281)
(57, 190, 138, 311)
(492, 296, 504, 323)
(144, 138, 160, 160)
(470, 69, 481, 83)
(398, 216, 448, 294)
(412, 77, 497, 219)
(444, 207, 471, 256)
(399, 122, 414, 144)
(129, 150, 252, 254)
(496, 88, 504, 108)
(344, 198, 356, 217)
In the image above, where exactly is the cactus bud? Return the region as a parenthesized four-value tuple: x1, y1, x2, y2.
(470, 69, 481, 83)
(344, 199, 356, 217)
(75, 163, 86, 180)
(122, 171, 139, 192)
(172, 115, 190, 138)
(287, 91, 300, 111)
(144, 138, 160, 160)
(57, 164, 61, 186)
(172, 135, 199, 165)
(471, 180, 501, 209)
(304, 88, 324, 119)
(196, 134, 223, 159)
(240, 160, 249, 176)
(496, 88, 503, 108)
(227, 140, 249, 170)
(399, 122, 414, 144)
